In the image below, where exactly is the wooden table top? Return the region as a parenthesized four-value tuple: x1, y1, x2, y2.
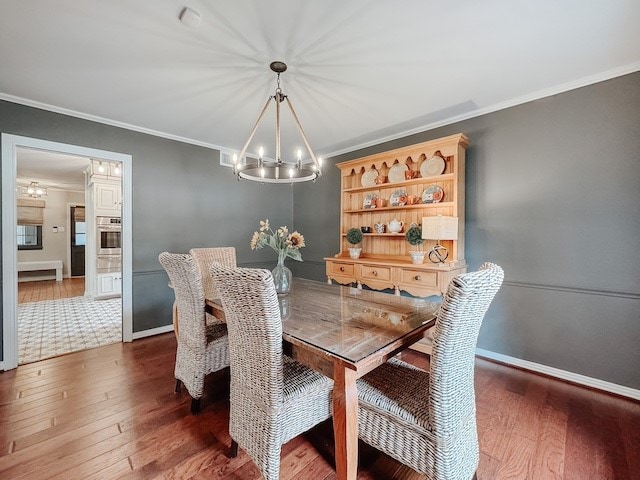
(207, 277, 440, 366)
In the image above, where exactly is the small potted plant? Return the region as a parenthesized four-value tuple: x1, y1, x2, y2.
(405, 225, 425, 264)
(346, 227, 364, 259)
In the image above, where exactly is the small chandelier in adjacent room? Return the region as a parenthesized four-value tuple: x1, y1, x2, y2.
(21, 181, 48, 198)
(232, 61, 322, 183)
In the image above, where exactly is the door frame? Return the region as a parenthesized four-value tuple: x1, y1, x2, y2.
(2, 134, 133, 370)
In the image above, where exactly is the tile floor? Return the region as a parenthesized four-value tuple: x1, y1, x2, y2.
(18, 296, 122, 364)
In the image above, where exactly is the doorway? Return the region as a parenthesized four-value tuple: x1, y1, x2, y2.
(70, 205, 86, 277)
(2, 134, 133, 371)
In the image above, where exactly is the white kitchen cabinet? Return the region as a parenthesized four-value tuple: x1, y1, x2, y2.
(96, 272, 122, 298)
(94, 182, 121, 216)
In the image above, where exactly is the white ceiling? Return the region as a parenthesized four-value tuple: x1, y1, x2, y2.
(16, 148, 90, 192)
(1, 0, 639, 169)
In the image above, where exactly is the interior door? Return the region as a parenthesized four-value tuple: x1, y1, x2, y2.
(70, 205, 86, 277)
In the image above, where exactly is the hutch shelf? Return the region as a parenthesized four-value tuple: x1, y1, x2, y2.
(324, 133, 469, 298)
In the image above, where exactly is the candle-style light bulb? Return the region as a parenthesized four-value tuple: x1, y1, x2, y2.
(297, 149, 302, 160)
(261, 168, 265, 178)
(289, 168, 294, 178)
(231, 153, 238, 173)
(114, 165, 121, 175)
(258, 147, 264, 158)
(318, 157, 323, 167)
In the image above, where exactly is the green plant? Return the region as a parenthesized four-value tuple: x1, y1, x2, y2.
(346, 227, 363, 245)
(405, 226, 423, 249)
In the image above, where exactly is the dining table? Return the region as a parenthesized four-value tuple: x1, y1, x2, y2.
(206, 277, 440, 480)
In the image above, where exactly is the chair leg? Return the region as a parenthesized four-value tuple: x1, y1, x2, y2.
(229, 440, 238, 458)
(190, 397, 201, 414)
(175, 379, 182, 393)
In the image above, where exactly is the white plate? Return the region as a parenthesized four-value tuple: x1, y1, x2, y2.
(420, 155, 445, 178)
(388, 163, 408, 183)
(361, 168, 378, 187)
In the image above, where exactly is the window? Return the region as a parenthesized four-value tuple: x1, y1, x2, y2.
(17, 225, 43, 250)
(75, 221, 86, 246)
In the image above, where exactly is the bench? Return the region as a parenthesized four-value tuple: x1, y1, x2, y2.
(17, 260, 63, 282)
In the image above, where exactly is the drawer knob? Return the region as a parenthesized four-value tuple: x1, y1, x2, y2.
(414, 275, 421, 281)
(340, 267, 345, 272)
(372, 270, 378, 276)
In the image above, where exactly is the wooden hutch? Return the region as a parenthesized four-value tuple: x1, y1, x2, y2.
(325, 133, 469, 298)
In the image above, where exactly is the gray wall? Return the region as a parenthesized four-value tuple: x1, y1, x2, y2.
(3, 72, 639, 390)
(294, 72, 640, 390)
(0, 100, 293, 359)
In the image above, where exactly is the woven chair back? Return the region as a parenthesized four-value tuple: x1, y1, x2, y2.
(158, 252, 207, 351)
(210, 265, 284, 410)
(429, 262, 504, 437)
(189, 247, 236, 301)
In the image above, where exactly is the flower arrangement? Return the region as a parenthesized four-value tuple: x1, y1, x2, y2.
(250, 219, 305, 263)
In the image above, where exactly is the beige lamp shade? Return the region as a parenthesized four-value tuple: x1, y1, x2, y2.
(422, 215, 458, 240)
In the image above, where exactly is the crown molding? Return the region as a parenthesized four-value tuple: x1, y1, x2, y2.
(0, 93, 229, 153)
(323, 61, 640, 158)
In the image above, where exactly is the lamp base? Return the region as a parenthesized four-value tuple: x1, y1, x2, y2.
(428, 244, 449, 263)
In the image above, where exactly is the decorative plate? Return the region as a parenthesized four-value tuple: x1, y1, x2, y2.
(361, 168, 378, 187)
(363, 193, 378, 209)
(388, 163, 408, 183)
(421, 185, 444, 204)
(389, 189, 408, 207)
(420, 155, 445, 178)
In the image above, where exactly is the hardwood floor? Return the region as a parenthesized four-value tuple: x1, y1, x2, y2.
(0, 334, 638, 479)
(18, 278, 86, 304)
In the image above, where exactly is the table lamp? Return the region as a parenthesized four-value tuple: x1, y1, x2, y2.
(421, 216, 458, 263)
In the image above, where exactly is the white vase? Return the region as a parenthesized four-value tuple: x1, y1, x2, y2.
(410, 251, 425, 264)
(348, 247, 362, 259)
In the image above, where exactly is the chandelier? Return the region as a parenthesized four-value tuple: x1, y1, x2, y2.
(21, 181, 48, 198)
(232, 61, 322, 183)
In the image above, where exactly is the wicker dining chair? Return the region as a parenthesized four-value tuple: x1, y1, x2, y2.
(356, 262, 504, 480)
(189, 247, 236, 302)
(210, 265, 333, 480)
(159, 252, 230, 414)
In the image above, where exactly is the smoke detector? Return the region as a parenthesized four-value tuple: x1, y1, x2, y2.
(179, 7, 201, 28)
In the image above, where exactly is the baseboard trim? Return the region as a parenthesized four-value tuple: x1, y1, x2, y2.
(475, 348, 640, 401)
(132, 324, 174, 340)
(0, 361, 5, 371)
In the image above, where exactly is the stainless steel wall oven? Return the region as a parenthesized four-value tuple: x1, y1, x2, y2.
(96, 216, 121, 273)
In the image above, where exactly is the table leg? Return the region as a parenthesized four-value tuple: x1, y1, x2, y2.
(333, 365, 358, 480)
